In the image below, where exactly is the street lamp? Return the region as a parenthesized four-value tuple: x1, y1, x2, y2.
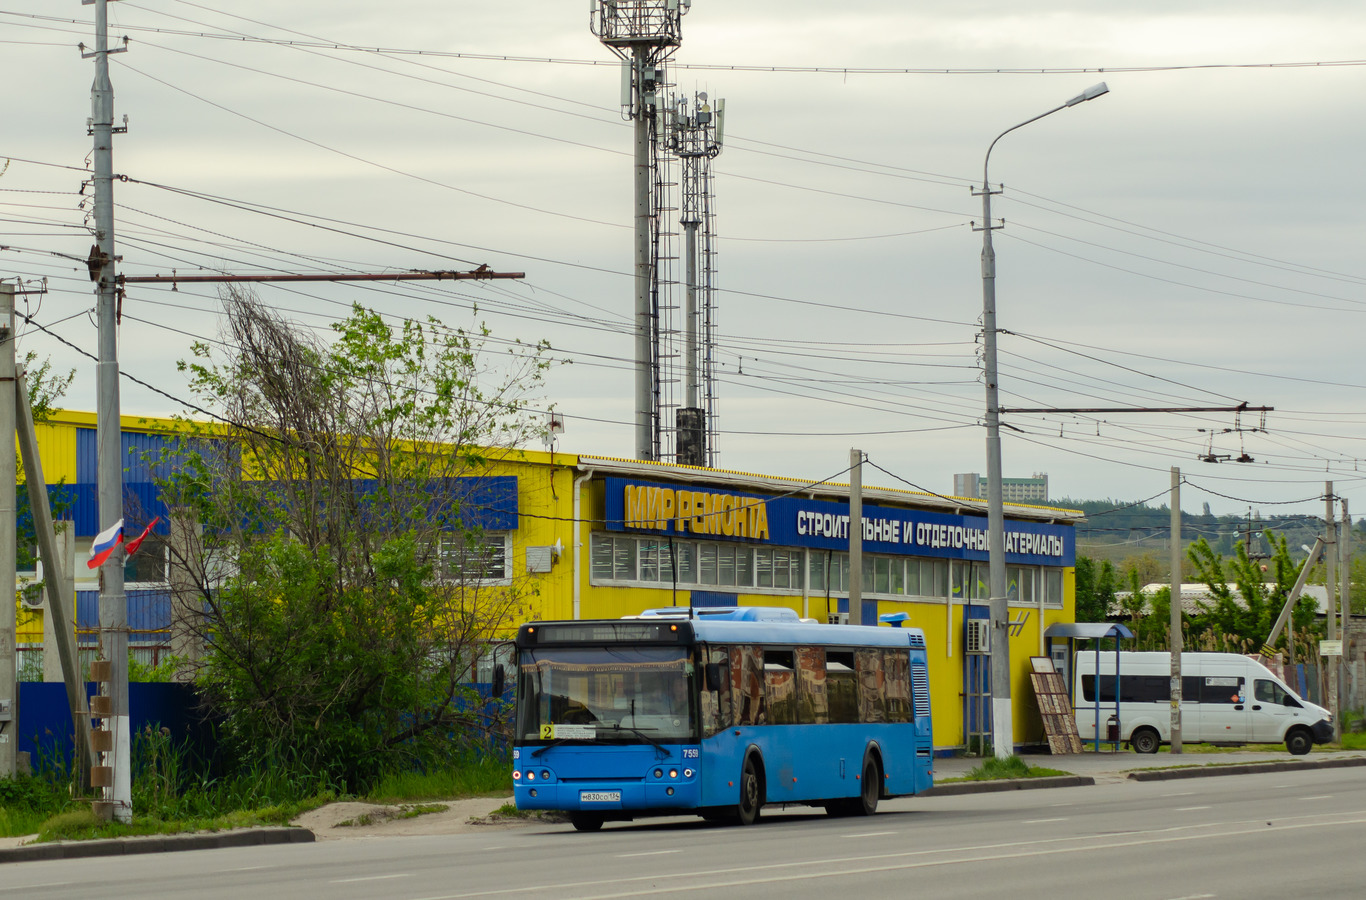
(977, 82, 1108, 760)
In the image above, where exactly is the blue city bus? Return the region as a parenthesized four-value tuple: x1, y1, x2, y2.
(511, 606, 933, 831)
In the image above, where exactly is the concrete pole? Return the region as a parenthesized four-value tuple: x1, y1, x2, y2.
(91, 0, 131, 822)
(1340, 498, 1351, 718)
(168, 510, 204, 680)
(980, 180, 1013, 761)
(848, 449, 863, 626)
(0, 283, 15, 778)
(632, 46, 654, 461)
(1169, 467, 1182, 753)
(41, 526, 77, 685)
(17, 373, 96, 779)
(1325, 484, 1337, 737)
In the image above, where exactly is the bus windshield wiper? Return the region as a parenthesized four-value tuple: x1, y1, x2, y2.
(530, 736, 591, 757)
(608, 723, 671, 755)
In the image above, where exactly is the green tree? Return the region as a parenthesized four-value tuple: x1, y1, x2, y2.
(159, 287, 556, 789)
(1073, 555, 1116, 623)
(1184, 532, 1318, 654)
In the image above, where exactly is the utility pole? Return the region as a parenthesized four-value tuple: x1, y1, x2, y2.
(848, 449, 863, 626)
(86, 0, 132, 823)
(1340, 498, 1352, 716)
(1169, 467, 1182, 754)
(1324, 483, 1338, 742)
(0, 282, 15, 779)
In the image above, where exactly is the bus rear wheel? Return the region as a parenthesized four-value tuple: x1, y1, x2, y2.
(827, 756, 881, 817)
(569, 812, 604, 832)
(736, 756, 763, 826)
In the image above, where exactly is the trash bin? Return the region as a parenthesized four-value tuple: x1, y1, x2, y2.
(1106, 714, 1119, 744)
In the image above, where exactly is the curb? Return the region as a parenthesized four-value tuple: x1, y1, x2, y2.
(0, 826, 314, 865)
(1126, 755, 1366, 782)
(922, 774, 1095, 796)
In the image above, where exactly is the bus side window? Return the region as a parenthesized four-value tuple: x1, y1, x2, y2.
(827, 651, 858, 724)
(701, 647, 731, 737)
(734, 645, 765, 727)
(855, 649, 887, 724)
(764, 650, 797, 725)
(884, 650, 912, 723)
(796, 647, 828, 724)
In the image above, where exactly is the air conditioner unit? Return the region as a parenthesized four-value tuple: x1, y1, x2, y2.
(827, 612, 849, 625)
(965, 619, 991, 654)
(18, 582, 44, 610)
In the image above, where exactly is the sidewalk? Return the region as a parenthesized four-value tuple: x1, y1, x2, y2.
(926, 747, 1366, 795)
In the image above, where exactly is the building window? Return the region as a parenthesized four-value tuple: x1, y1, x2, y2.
(438, 532, 510, 583)
(1044, 569, 1064, 607)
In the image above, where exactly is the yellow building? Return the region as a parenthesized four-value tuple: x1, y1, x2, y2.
(19, 412, 1084, 752)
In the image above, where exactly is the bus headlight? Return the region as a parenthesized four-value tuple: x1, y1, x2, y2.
(669, 769, 678, 779)
(512, 770, 521, 781)
(683, 768, 694, 778)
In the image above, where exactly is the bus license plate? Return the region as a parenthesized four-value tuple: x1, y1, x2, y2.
(581, 791, 620, 803)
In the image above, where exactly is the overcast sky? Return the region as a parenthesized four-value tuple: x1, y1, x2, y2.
(4, 1, 1365, 526)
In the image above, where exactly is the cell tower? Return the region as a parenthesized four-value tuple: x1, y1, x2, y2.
(591, 0, 691, 462)
(666, 91, 724, 467)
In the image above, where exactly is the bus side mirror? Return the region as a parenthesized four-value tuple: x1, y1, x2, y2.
(492, 664, 507, 699)
(705, 663, 724, 691)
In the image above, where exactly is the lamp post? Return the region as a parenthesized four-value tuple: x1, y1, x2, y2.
(978, 83, 1108, 760)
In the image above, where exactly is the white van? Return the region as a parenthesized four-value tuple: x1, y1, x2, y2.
(1073, 651, 1333, 755)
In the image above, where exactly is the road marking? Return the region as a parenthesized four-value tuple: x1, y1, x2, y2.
(1161, 791, 1194, 797)
(331, 874, 413, 884)
(0, 884, 72, 892)
(1164, 894, 1216, 899)
(1174, 806, 1211, 812)
(617, 850, 681, 858)
(405, 811, 1366, 900)
(842, 831, 898, 838)
(1020, 818, 1067, 824)
(1298, 795, 1333, 801)
(228, 866, 273, 872)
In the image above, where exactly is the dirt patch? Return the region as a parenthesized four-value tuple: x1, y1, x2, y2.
(292, 797, 547, 839)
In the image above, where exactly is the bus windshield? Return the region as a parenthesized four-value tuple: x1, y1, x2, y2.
(517, 646, 696, 744)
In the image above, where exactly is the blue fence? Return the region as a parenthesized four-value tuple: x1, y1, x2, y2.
(14, 682, 211, 771)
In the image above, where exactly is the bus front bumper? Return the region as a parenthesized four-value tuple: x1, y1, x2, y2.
(515, 778, 702, 812)
(1311, 719, 1335, 743)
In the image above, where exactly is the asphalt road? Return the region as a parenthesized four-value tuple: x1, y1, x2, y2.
(6, 767, 1366, 900)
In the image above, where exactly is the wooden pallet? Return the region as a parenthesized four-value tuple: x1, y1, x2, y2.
(1030, 662, 1083, 755)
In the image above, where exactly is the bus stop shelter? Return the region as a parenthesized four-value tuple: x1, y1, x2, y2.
(1044, 622, 1134, 751)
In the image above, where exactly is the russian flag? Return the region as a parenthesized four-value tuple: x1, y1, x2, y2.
(87, 518, 124, 570)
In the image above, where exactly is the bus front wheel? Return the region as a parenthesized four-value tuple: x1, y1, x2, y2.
(736, 756, 763, 826)
(569, 812, 604, 832)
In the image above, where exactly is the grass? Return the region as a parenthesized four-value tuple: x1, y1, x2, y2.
(365, 753, 511, 804)
(942, 755, 1070, 783)
(2, 732, 511, 843)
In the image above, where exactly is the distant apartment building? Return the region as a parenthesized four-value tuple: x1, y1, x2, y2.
(954, 472, 1049, 504)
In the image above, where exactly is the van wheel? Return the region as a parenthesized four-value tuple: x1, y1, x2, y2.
(1286, 728, 1313, 756)
(1131, 727, 1161, 755)
(736, 755, 763, 825)
(569, 813, 604, 832)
